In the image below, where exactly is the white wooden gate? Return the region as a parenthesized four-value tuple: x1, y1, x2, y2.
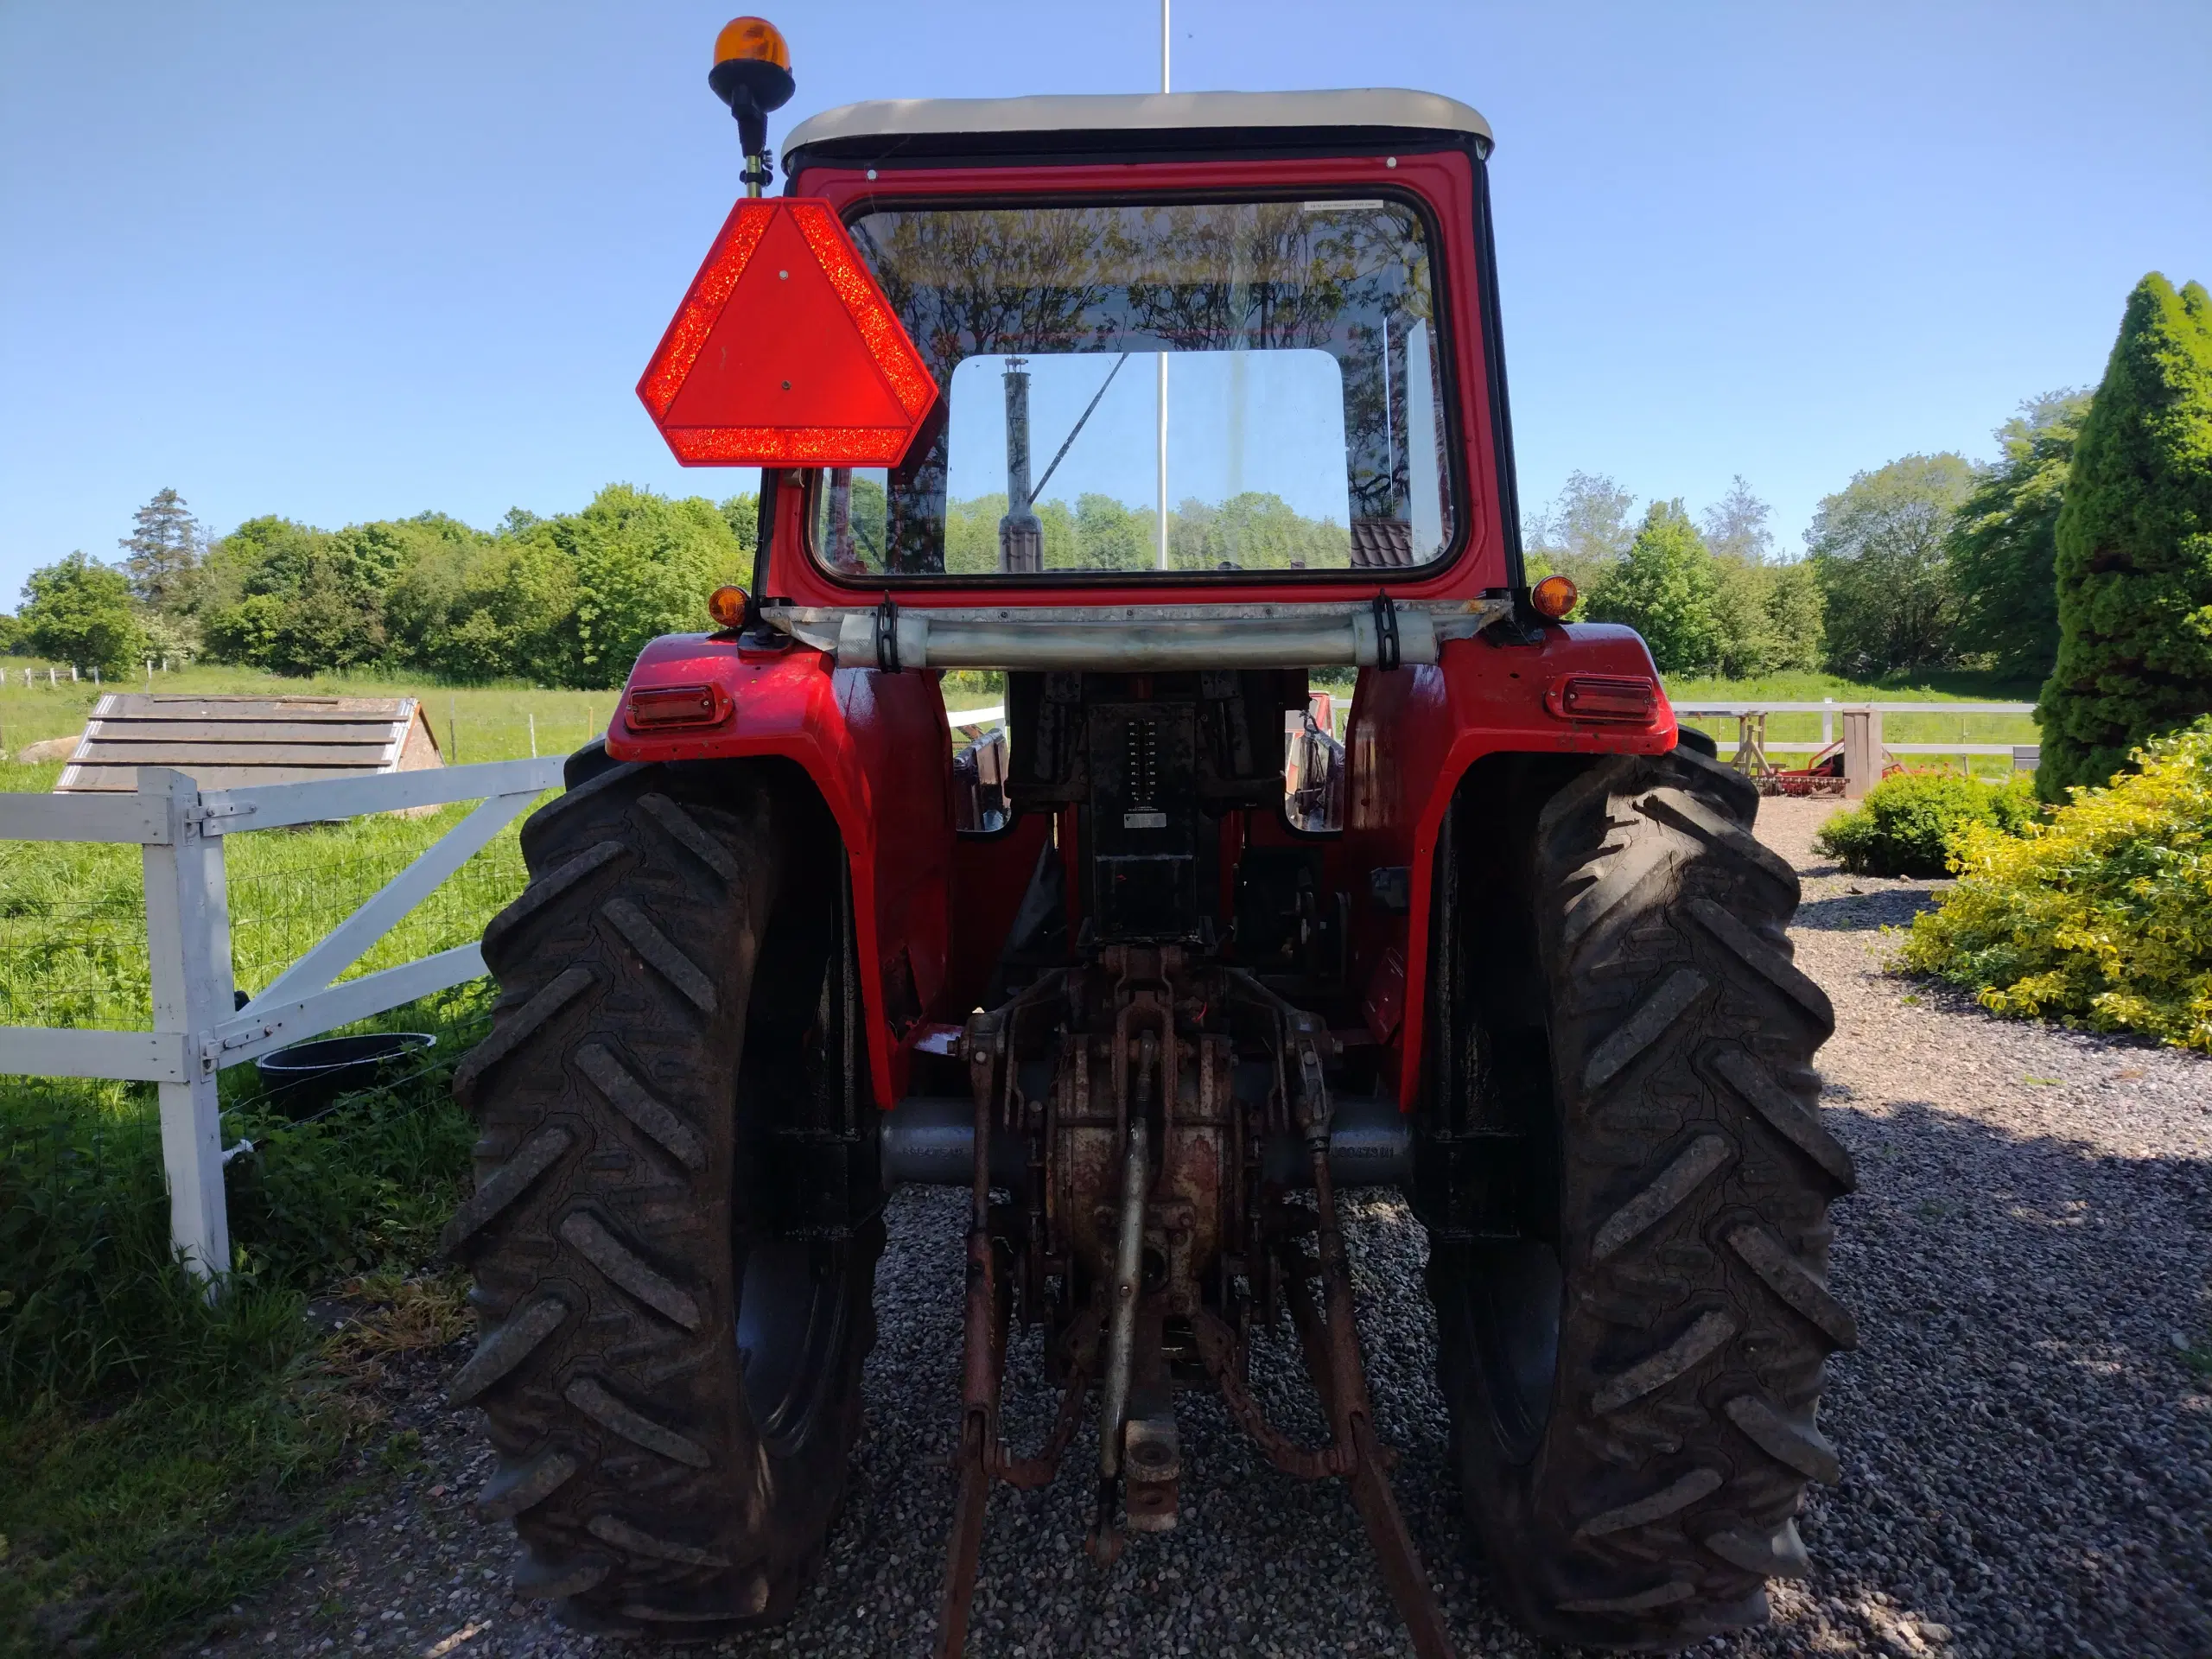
(0, 757, 563, 1281)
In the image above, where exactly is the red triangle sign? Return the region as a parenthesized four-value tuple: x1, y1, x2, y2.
(639, 199, 939, 467)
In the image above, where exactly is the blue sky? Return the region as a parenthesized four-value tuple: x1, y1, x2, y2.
(3, 1, 2208, 604)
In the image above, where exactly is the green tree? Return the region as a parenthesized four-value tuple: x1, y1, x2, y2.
(556, 486, 749, 686)
(1700, 474, 1776, 565)
(118, 487, 202, 610)
(1524, 470, 1636, 591)
(1948, 390, 2093, 680)
(717, 492, 762, 560)
(2037, 273, 2212, 798)
(1585, 501, 1724, 673)
(1807, 453, 1975, 675)
(1075, 493, 1147, 569)
(19, 552, 148, 674)
(1694, 477, 1824, 674)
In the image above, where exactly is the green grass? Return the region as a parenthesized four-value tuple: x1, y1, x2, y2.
(1, 660, 615, 766)
(3, 658, 1014, 753)
(0, 669, 543, 1653)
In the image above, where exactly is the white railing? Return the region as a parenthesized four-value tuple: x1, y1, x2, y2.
(0, 758, 564, 1282)
(1674, 700, 2035, 755)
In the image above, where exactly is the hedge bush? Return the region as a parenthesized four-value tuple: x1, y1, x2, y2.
(1812, 771, 2039, 877)
(1900, 720, 2212, 1051)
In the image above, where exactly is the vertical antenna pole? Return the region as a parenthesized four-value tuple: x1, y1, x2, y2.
(1155, 0, 1170, 570)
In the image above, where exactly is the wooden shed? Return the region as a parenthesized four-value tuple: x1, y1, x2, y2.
(54, 695, 444, 794)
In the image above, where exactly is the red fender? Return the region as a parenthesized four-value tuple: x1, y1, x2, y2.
(1340, 623, 1678, 1106)
(605, 633, 953, 1108)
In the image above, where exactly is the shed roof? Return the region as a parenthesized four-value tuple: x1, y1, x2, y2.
(54, 695, 443, 794)
(785, 89, 1491, 163)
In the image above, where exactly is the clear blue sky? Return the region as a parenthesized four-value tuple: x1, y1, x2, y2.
(3, 1, 2208, 604)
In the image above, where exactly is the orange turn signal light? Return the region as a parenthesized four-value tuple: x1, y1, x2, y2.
(713, 16, 790, 69)
(627, 683, 731, 731)
(708, 584, 750, 630)
(1548, 675, 1658, 723)
(1530, 574, 1579, 620)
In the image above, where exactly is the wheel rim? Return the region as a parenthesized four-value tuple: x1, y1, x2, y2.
(735, 1237, 849, 1456)
(1465, 1239, 1561, 1465)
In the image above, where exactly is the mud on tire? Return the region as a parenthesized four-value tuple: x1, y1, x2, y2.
(446, 751, 880, 1632)
(1421, 744, 1855, 1650)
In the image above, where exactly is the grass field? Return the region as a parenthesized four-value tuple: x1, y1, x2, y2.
(0, 659, 1010, 766)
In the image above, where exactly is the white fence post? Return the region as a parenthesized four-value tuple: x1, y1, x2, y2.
(141, 767, 238, 1284)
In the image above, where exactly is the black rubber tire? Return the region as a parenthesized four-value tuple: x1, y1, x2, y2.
(446, 754, 880, 1632)
(1427, 743, 1855, 1650)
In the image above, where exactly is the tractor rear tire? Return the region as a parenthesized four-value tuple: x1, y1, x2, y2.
(1426, 743, 1854, 1649)
(447, 754, 880, 1633)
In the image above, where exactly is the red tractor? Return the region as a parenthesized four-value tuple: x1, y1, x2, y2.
(448, 22, 1853, 1656)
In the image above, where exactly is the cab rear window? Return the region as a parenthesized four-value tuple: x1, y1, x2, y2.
(812, 197, 1456, 580)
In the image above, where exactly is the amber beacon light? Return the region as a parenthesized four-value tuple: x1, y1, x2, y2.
(1529, 574, 1579, 620)
(707, 584, 750, 630)
(711, 17, 795, 196)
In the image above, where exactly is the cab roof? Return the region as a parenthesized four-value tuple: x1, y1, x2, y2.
(783, 89, 1492, 166)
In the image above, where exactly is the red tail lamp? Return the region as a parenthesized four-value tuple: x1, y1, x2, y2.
(1530, 575, 1579, 620)
(1548, 675, 1658, 723)
(627, 683, 733, 731)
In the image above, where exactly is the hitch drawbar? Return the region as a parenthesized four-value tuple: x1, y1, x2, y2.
(881, 1095, 1414, 1190)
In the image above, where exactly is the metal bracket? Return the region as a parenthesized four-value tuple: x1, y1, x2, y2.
(1371, 593, 1402, 671)
(874, 594, 903, 673)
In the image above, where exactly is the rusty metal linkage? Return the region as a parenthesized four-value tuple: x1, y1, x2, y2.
(931, 965, 1456, 1659)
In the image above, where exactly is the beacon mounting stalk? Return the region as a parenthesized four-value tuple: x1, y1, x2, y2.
(709, 16, 795, 197)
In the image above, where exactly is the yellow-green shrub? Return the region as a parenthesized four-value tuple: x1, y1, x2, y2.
(1900, 720, 2212, 1049)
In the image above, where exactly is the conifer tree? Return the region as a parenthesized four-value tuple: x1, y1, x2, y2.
(2037, 274, 2212, 798)
(119, 487, 202, 609)
(1948, 391, 2091, 682)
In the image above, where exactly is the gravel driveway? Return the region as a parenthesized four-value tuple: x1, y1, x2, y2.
(187, 797, 2212, 1659)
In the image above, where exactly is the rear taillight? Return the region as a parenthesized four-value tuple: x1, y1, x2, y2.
(1548, 675, 1658, 723)
(626, 683, 730, 730)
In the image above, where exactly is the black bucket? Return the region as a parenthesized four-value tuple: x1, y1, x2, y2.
(254, 1032, 435, 1118)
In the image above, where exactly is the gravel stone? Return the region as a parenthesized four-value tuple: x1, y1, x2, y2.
(185, 795, 2212, 1658)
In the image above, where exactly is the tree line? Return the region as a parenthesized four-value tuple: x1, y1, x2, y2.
(2, 485, 757, 690)
(5, 272, 2204, 797)
(1530, 270, 2210, 801)
(1523, 393, 2090, 686)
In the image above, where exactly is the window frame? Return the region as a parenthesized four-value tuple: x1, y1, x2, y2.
(799, 181, 1472, 592)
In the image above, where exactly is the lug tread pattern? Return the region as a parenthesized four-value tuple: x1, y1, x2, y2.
(442, 1126, 573, 1252)
(451, 967, 594, 1106)
(448, 1294, 569, 1405)
(1430, 743, 1849, 1649)
(1592, 1134, 1735, 1262)
(559, 1211, 702, 1331)
(563, 1377, 711, 1468)
(475, 1451, 580, 1522)
(482, 842, 626, 957)
(573, 1043, 708, 1173)
(638, 794, 741, 886)
(1576, 1466, 1725, 1538)
(449, 757, 878, 1629)
(600, 899, 717, 1014)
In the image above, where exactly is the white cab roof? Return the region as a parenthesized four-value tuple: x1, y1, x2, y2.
(784, 89, 1491, 162)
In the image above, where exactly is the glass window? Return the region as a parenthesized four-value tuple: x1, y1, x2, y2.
(811, 198, 1456, 579)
